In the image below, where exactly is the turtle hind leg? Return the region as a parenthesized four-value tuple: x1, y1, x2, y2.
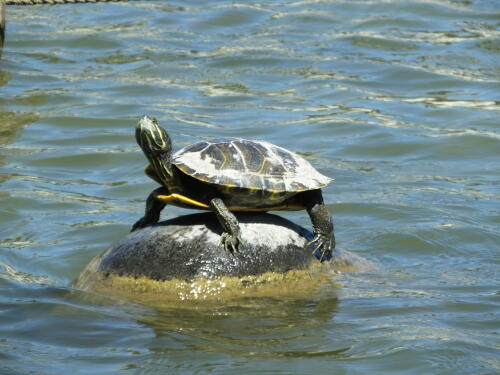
(210, 198, 243, 254)
(131, 187, 168, 232)
(303, 190, 335, 262)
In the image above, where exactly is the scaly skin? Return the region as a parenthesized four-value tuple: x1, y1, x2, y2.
(305, 190, 335, 262)
(131, 187, 167, 232)
(209, 198, 243, 254)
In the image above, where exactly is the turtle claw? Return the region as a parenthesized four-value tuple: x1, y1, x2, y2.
(220, 232, 243, 254)
(307, 234, 333, 262)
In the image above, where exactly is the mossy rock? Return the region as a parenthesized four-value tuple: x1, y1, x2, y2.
(74, 213, 369, 302)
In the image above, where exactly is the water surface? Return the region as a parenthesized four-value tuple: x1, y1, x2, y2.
(1, 1, 499, 374)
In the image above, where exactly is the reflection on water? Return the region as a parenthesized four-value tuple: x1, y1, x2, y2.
(139, 294, 342, 359)
(0, 110, 38, 144)
(0, 109, 39, 186)
(0, 0, 499, 374)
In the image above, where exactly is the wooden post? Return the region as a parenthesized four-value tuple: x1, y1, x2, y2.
(0, 0, 5, 51)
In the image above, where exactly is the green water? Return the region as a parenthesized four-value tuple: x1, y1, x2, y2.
(1, 1, 499, 373)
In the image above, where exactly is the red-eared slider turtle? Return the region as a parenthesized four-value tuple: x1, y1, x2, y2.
(132, 116, 335, 261)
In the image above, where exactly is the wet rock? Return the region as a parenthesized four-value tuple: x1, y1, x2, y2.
(74, 213, 375, 302)
(79, 212, 317, 283)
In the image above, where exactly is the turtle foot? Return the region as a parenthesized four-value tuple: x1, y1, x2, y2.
(219, 232, 243, 254)
(307, 234, 334, 262)
(131, 217, 156, 232)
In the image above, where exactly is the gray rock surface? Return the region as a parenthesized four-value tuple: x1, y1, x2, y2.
(89, 212, 317, 281)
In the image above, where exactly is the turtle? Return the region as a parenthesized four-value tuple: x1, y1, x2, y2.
(132, 115, 335, 261)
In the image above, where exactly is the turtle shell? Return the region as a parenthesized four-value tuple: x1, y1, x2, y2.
(172, 138, 331, 192)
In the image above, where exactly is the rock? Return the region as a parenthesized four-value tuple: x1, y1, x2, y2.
(74, 213, 342, 301)
(74, 213, 375, 302)
(79, 212, 318, 283)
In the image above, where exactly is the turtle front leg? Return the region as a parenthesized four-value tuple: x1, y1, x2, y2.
(305, 190, 335, 262)
(131, 187, 168, 232)
(210, 198, 243, 254)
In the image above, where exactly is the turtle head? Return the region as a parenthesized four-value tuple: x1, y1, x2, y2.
(136, 116, 174, 182)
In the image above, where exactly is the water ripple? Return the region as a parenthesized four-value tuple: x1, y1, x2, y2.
(1, 0, 498, 374)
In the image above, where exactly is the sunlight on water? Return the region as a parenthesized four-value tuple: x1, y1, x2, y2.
(0, 0, 499, 374)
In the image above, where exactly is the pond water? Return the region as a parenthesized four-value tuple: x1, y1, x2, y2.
(1, 1, 499, 374)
